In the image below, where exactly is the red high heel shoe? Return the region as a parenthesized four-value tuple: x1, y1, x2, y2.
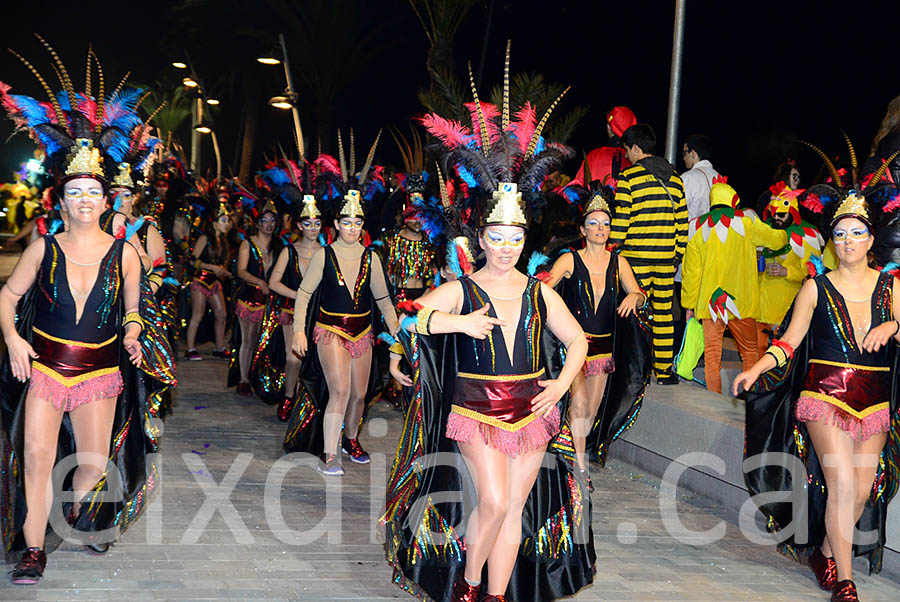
(831, 579, 859, 602)
(450, 574, 481, 602)
(809, 547, 836, 590)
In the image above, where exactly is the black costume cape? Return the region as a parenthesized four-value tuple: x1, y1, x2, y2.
(555, 249, 653, 466)
(744, 303, 900, 573)
(0, 274, 175, 561)
(282, 248, 391, 455)
(382, 326, 595, 602)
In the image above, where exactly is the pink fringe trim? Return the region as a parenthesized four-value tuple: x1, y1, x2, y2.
(236, 304, 265, 323)
(445, 406, 561, 457)
(30, 369, 123, 413)
(795, 396, 891, 442)
(278, 311, 293, 326)
(584, 356, 615, 376)
(313, 326, 374, 359)
(189, 280, 222, 298)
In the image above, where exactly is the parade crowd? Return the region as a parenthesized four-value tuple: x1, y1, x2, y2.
(2, 38, 900, 602)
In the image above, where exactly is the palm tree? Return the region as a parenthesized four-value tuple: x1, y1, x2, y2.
(141, 83, 193, 147)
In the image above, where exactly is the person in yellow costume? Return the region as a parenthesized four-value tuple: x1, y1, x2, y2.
(757, 181, 825, 357)
(681, 177, 788, 394)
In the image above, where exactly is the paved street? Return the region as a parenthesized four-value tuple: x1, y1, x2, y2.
(0, 245, 898, 601)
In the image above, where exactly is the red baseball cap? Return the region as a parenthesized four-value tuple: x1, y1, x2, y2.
(607, 106, 637, 138)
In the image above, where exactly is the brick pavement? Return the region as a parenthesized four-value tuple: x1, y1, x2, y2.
(0, 269, 895, 600)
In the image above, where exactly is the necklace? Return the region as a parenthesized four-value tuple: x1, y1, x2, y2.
(64, 256, 102, 267)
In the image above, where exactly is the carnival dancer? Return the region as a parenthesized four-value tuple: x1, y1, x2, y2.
(383, 44, 595, 602)
(548, 179, 649, 489)
(680, 177, 788, 394)
(756, 180, 825, 356)
(185, 201, 232, 359)
(260, 160, 325, 419)
(0, 38, 168, 584)
(735, 155, 900, 602)
(229, 199, 280, 395)
(289, 179, 399, 474)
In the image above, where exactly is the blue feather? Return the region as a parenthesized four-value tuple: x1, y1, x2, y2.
(433, 270, 442, 287)
(527, 251, 549, 276)
(377, 332, 397, 346)
(559, 247, 572, 254)
(882, 262, 900, 274)
(561, 187, 580, 205)
(809, 254, 825, 276)
(446, 240, 463, 278)
(125, 217, 145, 241)
(401, 316, 417, 331)
(163, 277, 181, 287)
(317, 233, 327, 246)
(457, 164, 478, 188)
(261, 167, 291, 187)
(370, 239, 383, 248)
(48, 218, 63, 235)
(112, 191, 123, 211)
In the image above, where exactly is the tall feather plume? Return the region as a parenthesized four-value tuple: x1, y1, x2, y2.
(467, 62, 490, 155)
(349, 127, 356, 177)
(110, 71, 131, 100)
(90, 48, 105, 135)
(389, 126, 413, 173)
(419, 113, 470, 148)
(280, 147, 300, 188)
(435, 162, 450, 207)
(34, 34, 76, 112)
(337, 130, 348, 183)
(358, 128, 382, 185)
(7, 49, 67, 126)
(316, 136, 322, 158)
(800, 141, 844, 187)
(84, 43, 92, 97)
(501, 40, 511, 132)
(841, 129, 859, 188)
(412, 126, 424, 173)
(864, 149, 900, 191)
(526, 86, 569, 157)
(130, 101, 165, 154)
(513, 102, 537, 155)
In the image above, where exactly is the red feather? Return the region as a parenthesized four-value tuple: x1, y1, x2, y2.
(801, 192, 824, 214)
(512, 102, 537, 154)
(313, 154, 341, 177)
(362, 231, 372, 247)
(397, 300, 423, 314)
(35, 216, 48, 235)
(806, 261, 817, 279)
(76, 95, 101, 129)
(152, 257, 164, 268)
(419, 114, 471, 149)
(456, 245, 472, 275)
(464, 101, 501, 144)
(535, 270, 551, 283)
(115, 225, 127, 239)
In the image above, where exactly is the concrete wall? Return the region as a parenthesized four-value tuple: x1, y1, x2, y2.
(609, 382, 900, 581)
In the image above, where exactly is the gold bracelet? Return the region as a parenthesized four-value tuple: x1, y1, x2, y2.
(148, 273, 163, 286)
(765, 345, 787, 368)
(416, 306, 436, 335)
(389, 341, 404, 355)
(124, 311, 144, 329)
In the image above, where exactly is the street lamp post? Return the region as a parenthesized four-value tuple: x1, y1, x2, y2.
(278, 33, 305, 159)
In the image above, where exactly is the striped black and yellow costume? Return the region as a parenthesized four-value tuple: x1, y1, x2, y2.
(610, 159, 687, 377)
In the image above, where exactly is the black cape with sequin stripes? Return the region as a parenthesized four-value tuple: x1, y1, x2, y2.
(554, 250, 653, 466)
(743, 299, 900, 573)
(282, 248, 393, 455)
(0, 279, 172, 562)
(382, 327, 595, 602)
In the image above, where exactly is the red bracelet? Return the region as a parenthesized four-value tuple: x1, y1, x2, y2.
(771, 339, 794, 359)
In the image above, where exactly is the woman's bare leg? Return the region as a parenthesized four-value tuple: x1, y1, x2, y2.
(806, 420, 857, 581)
(208, 291, 228, 350)
(68, 396, 117, 515)
(317, 337, 352, 455)
(569, 371, 609, 471)
(22, 392, 65, 548)
(282, 324, 300, 398)
(343, 346, 373, 440)
(185, 291, 207, 350)
(485, 444, 547, 596)
(457, 439, 508, 584)
(238, 317, 260, 383)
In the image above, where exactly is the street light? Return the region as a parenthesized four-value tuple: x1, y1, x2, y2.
(194, 124, 212, 134)
(259, 33, 304, 158)
(194, 124, 221, 181)
(206, 98, 220, 106)
(267, 92, 296, 110)
(183, 77, 198, 88)
(172, 61, 188, 69)
(257, 56, 280, 65)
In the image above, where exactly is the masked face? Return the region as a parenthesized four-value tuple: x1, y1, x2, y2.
(335, 217, 364, 243)
(832, 217, 872, 264)
(480, 225, 526, 269)
(581, 210, 612, 245)
(109, 187, 135, 214)
(257, 212, 277, 235)
(300, 218, 322, 241)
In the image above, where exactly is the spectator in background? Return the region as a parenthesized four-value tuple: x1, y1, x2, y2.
(863, 93, 900, 185)
(681, 178, 787, 394)
(610, 124, 687, 384)
(680, 134, 719, 220)
(757, 160, 800, 215)
(569, 106, 637, 188)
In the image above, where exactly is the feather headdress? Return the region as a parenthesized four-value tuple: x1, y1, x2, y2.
(0, 36, 136, 184)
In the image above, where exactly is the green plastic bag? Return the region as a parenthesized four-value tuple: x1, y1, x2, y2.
(675, 317, 705, 382)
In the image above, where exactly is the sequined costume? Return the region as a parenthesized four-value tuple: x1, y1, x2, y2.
(235, 239, 272, 323)
(311, 246, 376, 358)
(566, 251, 616, 376)
(383, 232, 436, 301)
(190, 238, 227, 299)
(277, 244, 305, 325)
(29, 237, 125, 411)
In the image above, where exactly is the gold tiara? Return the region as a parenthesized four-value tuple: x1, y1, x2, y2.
(64, 138, 104, 179)
(484, 182, 527, 227)
(340, 189, 365, 218)
(111, 161, 134, 189)
(299, 194, 321, 219)
(583, 191, 610, 216)
(832, 190, 869, 225)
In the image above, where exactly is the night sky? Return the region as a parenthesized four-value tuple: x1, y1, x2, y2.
(2, 0, 899, 202)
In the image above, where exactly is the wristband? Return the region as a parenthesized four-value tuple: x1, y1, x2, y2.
(765, 345, 788, 368)
(389, 341, 404, 355)
(770, 339, 794, 359)
(892, 320, 900, 337)
(124, 311, 144, 330)
(416, 306, 436, 335)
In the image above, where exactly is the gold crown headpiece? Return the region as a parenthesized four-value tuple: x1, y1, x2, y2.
(831, 190, 870, 227)
(483, 182, 527, 227)
(340, 189, 365, 218)
(259, 198, 278, 217)
(583, 191, 611, 217)
(111, 161, 135, 189)
(64, 138, 105, 181)
(217, 201, 233, 218)
(299, 194, 321, 219)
